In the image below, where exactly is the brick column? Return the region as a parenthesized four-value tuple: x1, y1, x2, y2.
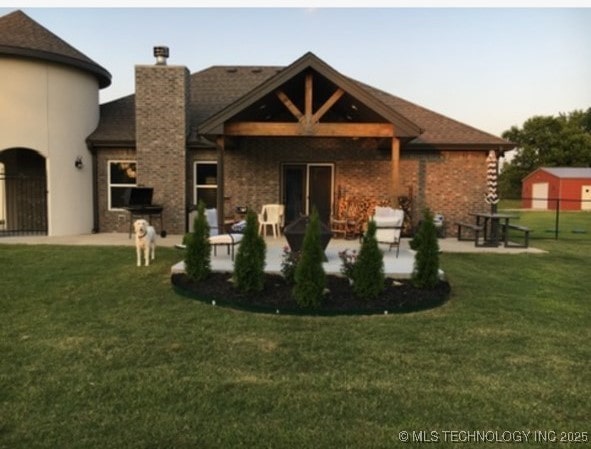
(135, 63, 189, 235)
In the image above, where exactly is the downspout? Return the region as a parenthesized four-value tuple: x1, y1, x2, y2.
(87, 141, 99, 233)
(216, 135, 225, 232)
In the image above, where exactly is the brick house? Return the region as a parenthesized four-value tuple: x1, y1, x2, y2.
(87, 48, 514, 236)
(1, 10, 515, 238)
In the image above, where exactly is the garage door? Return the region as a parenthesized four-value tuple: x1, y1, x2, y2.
(531, 182, 548, 209)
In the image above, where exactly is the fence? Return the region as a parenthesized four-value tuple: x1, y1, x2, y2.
(0, 174, 47, 236)
(500, 197, 591, 241)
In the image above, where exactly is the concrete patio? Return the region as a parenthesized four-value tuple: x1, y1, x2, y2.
(0, 232, 545, 279)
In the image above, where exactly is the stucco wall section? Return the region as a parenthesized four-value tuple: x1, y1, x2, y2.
(0, 57, 100, 236)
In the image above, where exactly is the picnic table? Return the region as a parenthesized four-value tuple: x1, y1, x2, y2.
(468, 211, 523, 247)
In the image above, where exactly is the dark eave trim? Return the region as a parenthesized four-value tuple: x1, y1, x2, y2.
(87, 139, 216, 151)
(86, 139, 136, 151)
(1, 45, 112, 88)
(406, 142, 516, 152)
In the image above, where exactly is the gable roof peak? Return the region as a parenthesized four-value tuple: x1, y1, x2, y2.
(198, 51, 422, 137)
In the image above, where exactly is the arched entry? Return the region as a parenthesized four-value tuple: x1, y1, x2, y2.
(0, 148, 48, 235)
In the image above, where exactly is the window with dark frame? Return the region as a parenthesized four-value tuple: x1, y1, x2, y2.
(109, 161, 137, 209)
(194, 162, 217, 209)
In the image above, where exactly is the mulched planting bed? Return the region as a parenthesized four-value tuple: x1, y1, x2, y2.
(171, 272, 450, 315)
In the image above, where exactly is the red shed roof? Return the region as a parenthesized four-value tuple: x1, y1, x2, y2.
(535, 167, 591, 180)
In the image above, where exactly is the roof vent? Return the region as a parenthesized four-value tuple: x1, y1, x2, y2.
(153, 46, 169, 65)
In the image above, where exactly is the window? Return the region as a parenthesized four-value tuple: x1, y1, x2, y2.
(109, 161, 137, 209)
(194, 162, 217, 209)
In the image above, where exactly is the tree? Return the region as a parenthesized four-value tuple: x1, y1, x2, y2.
(499, 108, 591, 198)
(292, 208, 326, 308)
(233, 209, 266, 294)
(411, 208, 440, 290)
(352, 219, 385, 300)
(184, 201, 211, 282)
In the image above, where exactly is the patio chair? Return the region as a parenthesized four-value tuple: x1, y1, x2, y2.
(330, 214, 349, 238)
(330, 195, 350, 239)
(258, 204, 284, 238)
(205, 208, 219, 235)
(180, 208, 244, 260)
(188, 207, 219, 235)
(371, 206, 404, 257)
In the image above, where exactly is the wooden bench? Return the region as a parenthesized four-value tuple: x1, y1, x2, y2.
(501, 223, 530, 248)
(455, 222, 484, 244)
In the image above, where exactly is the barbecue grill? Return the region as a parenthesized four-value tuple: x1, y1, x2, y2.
(123, 187, 165, 238)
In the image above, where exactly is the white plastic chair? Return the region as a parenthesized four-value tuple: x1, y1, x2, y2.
(372, 206, 404, 257)
(258, 204, 284, 238)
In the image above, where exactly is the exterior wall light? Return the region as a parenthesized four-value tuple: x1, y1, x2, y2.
(74, 156, 83, 169)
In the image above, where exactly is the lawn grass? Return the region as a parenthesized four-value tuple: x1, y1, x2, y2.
(497, 202, 591, 241)
(1, 240, 590, 448)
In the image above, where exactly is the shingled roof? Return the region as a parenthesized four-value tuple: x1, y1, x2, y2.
(0, 10, 111, 88)
(356, 81, 513, 148)
(197, 52, 423, 139)
(88, 53, 513, 150)
(536, 167, 591, 179)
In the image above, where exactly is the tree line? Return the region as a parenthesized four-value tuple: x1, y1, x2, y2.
(499, 107, 591, 198)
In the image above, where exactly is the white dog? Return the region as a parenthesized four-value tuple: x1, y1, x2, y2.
(133, 219, 156, 266)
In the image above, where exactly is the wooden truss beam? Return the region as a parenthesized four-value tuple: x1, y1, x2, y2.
(312, 88, 344, 123)
(275, 90, 303, 121)
(224, 121, 394, 137)
(231, 72, 392, 138)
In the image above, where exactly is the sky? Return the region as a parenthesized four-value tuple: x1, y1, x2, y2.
(1, 3, 590, 145)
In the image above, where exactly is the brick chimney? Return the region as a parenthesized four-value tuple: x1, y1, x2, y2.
(135, 46, 189, 234)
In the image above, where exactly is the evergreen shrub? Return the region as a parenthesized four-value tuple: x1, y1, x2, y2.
(280, 246, 300, 285)
(352, 219, 385, 300)
(411, 208, 440, 289)
(185, 201, 211, 282)
(292, 208, 326, 308)
(233, 209, 266, 294)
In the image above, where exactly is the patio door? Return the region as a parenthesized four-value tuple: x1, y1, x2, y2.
(282, 163, 333, 226)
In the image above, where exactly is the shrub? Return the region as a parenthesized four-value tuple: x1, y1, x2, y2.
(352, 219, 385, 300)
(280, 246, 300, 285)
(338, 249, 357, 283)
(411, 208, 440, 289)
(185, 201, 211, 282)
(233, 209, 266, 294)
(409, 224, 423, 251)
(292, 208, 326, 308)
